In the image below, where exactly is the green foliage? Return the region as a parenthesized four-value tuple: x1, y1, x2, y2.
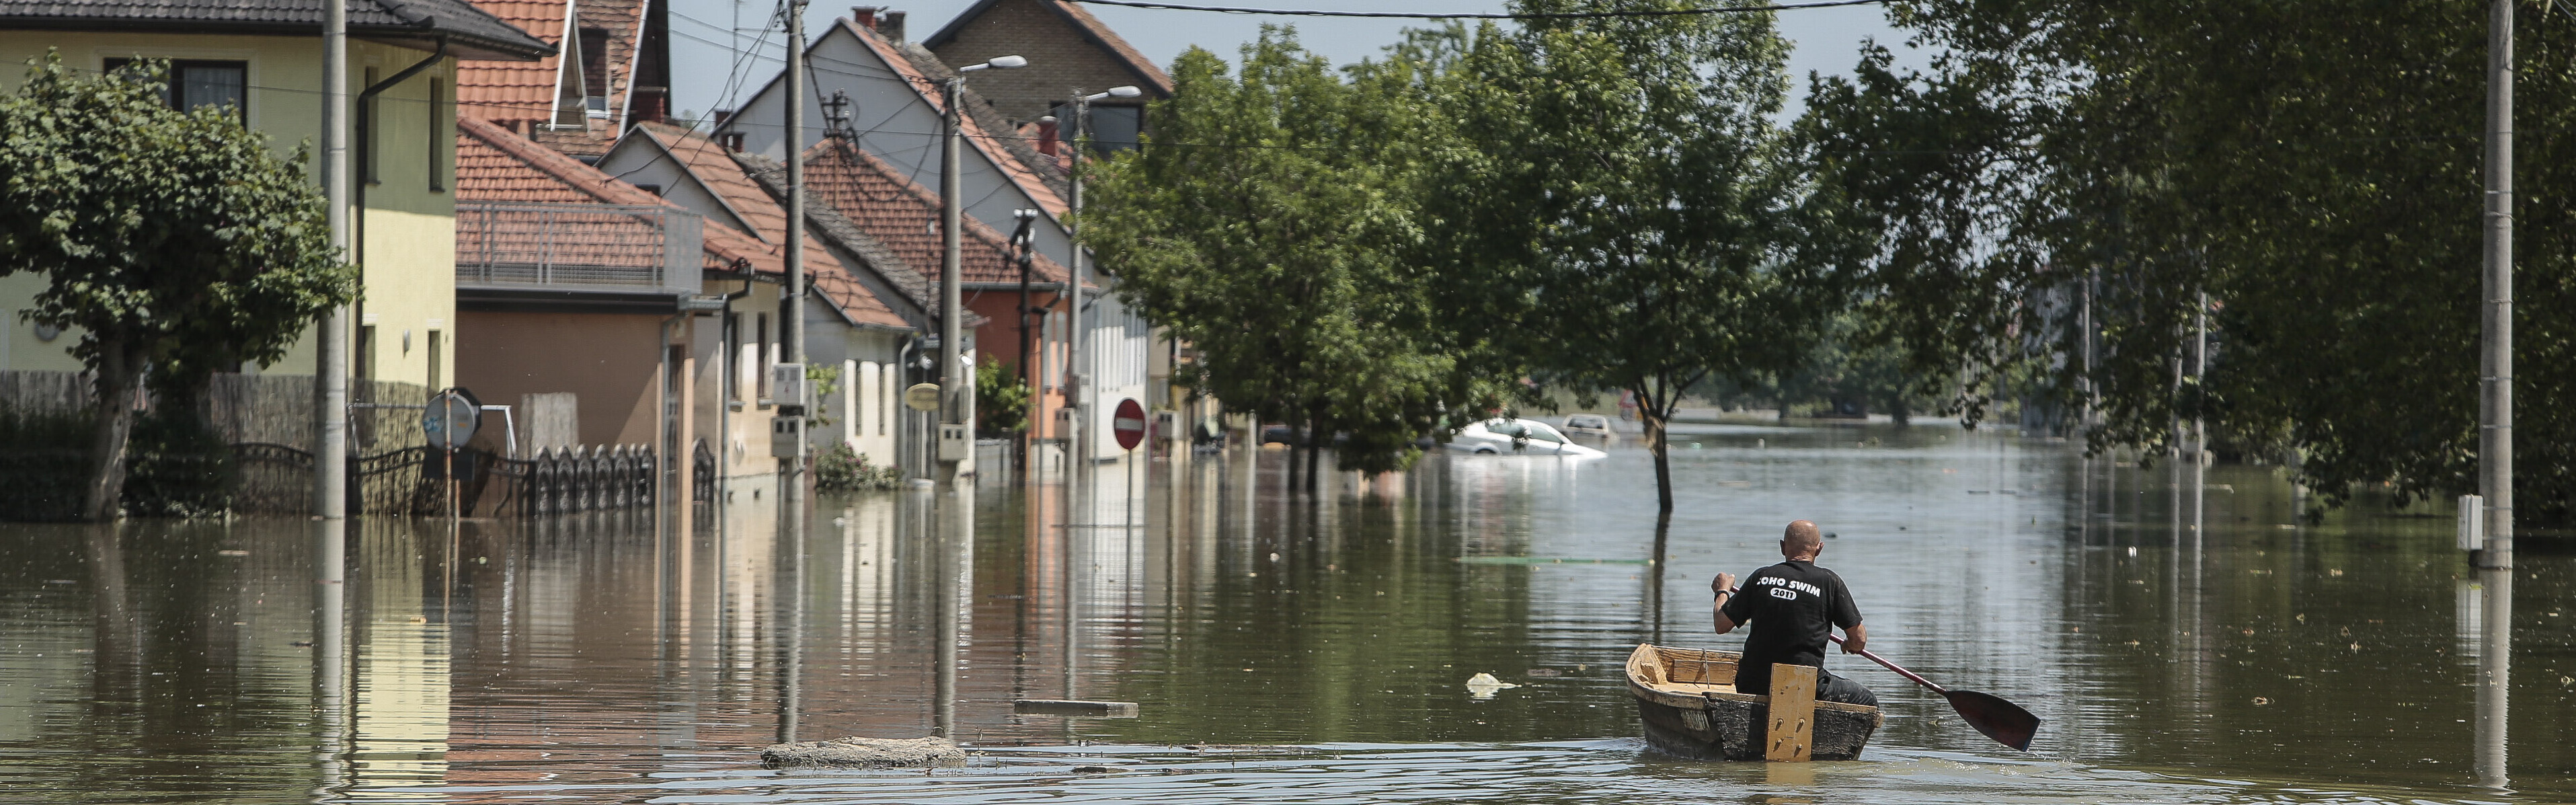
(118, 411, 233, 519)
(1085, 29, 1514, 476)
(0, 52, 357, 519)
(976, 358, 1029, 436)
(1422, 1, 1843, 510)
(1802, 0, 2576, 522)
(814, 443, 902, 491)
(805, 362, 841, 426)
(0, 406, 231, 521)
(1699, 311, 1941, 421)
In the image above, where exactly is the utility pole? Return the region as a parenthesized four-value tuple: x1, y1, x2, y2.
(2473, 0, 2515, 787)
(313, 0, 350, 763)
(317, 0, 351, 523)
(1012, 209, 1039, 481)
(941, 56, 1025, 483)
(1064, 85, 1139, 488)
(1066, 89, 1086, 488)
(2479, 0, 2514, 570)
(782, 0, 808, 470)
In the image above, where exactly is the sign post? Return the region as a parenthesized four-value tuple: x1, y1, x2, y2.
(1114, 399, 1145, 523)
(423, 387, 481, 609)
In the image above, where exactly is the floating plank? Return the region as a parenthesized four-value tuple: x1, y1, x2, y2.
(1013, 699, 1139, 717)
(1766, 664, 1818, 762)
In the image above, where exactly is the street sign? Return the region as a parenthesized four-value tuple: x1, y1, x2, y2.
(904, 383, 942, 412)
(423, 387, 482, 451)
(1113, 398, 1147, 451)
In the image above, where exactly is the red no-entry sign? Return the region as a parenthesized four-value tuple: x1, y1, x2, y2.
(1112, 398, 1147, 451)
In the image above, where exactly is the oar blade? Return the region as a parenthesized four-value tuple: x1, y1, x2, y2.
(1945, 690, 2039, 751)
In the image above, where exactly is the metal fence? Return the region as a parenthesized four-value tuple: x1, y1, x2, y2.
(455, 201, 703, 292)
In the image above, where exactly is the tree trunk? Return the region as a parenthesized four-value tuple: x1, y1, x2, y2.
(1643, 397, 1673, 514)
(83, 343, 146, 522)
(1284, 410, 1302, 497)
(1302, 404, 1325, 496)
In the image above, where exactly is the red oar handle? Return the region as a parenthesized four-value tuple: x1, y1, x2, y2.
(1827, 633, 1947, 695)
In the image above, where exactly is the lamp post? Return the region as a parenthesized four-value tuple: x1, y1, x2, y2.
(1062, 85, 1140, 486)
(941, 55, 1027, 484)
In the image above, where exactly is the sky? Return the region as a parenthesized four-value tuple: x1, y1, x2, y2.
(662, 0, 1928, 125)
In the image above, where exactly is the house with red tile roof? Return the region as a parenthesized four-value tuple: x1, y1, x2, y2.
(596, 120, 962, 471)
(454, 116, 918, 483)
(705, 11, 1165, 466)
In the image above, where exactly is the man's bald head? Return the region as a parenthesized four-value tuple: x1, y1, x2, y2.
(1781, 520, 1823, 560)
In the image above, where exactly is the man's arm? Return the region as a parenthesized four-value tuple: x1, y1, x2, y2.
(1711, 572, 1739, 634)
(1840, 622, 1867, 654)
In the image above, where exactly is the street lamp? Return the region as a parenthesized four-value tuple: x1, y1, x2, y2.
(937, 55, 1026, 482)
(1062, 85, 1138, 482)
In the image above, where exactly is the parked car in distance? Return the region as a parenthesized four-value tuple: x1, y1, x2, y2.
(1447, 418, 1608, 457)
(1562, 414, 1615, 440)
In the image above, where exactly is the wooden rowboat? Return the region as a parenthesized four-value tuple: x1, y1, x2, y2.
(1626, 643, 1884, 761)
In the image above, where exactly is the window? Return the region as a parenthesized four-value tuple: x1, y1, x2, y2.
(579, 27, 612, 114)
(104, 59, 247, 123)
(1088, 105, 1142, 154)
(362, 67, 381, 185)
(356, 325, 377, 383)
(755, 312, 771, 399)
(723, 313, 740, 401)
(428, 77, 449, 192)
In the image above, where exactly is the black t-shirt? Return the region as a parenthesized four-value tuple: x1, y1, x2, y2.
(1721, 560, 1862, 694)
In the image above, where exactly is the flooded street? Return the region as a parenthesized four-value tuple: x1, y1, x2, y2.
(2, 424, 2569, 803)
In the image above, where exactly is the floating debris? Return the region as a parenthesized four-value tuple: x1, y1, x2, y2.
(1014, 699, 1138, 718)
(1465, 673, 1520, 699)
(761, 736, 966, 769)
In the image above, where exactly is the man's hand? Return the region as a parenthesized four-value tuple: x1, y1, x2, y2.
(1839, 623, 1869, 655)
(1711, 572, 1737, 597)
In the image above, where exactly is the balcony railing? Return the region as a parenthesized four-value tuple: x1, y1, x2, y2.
(457, 202, 702, 293)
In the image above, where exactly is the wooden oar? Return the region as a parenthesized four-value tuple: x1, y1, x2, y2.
(1828, 633, 2039, 751)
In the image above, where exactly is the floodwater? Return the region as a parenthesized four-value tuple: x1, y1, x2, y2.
(0, 424, 2568, 804)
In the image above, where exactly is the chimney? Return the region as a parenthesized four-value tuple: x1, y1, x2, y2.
(882, 10, 906, 41)
(851, 6, 882, 28)
(1036, 116, 1059, 157)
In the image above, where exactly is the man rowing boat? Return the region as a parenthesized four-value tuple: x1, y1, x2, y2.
(1711, 520, 1877, 705)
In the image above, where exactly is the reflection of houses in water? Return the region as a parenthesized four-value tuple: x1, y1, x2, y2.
(349, 520, 453, 798)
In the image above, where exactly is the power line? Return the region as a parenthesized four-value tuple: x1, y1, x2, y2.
(1060, 0, 1885, 18)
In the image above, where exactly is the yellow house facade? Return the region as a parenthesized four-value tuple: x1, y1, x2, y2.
(0, 1, 551, 389)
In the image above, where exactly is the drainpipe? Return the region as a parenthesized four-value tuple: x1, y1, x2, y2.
(715, 271, 753, 517)
(346, 38, 447, 412)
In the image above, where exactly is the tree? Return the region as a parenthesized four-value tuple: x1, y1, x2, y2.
(1085, 30, 1512, 489)
(1805, 0, 2576, 522)
(1423, 0, 1842, 514)
(0, 54, 356, 521)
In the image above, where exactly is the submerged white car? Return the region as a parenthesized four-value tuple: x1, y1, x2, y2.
(1446, 418, 1608, 457)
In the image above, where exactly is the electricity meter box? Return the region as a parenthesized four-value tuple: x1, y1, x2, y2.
(771, 363, 808, 415)
(771, 416, 804, 458)
(938, 424, 972, 462)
